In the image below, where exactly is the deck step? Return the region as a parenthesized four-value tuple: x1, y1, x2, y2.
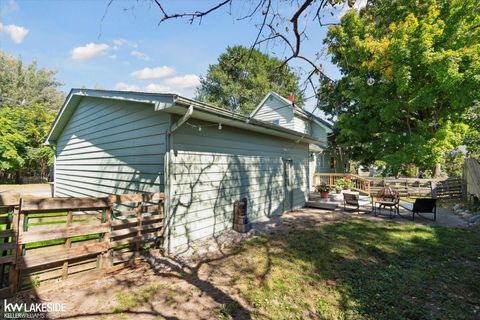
(305, 201, 339, 210)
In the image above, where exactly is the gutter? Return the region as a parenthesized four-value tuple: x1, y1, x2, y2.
(169, 105, 193, 133)
(173, 96, 322, 145)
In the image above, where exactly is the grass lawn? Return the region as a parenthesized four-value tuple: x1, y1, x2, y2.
(27, 212, 480, 320)
(215, 219, 480, 319)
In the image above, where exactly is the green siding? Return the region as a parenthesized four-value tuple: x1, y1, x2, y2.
(311, 122, 328, 142)
(55, 97, 167, 197)
(253, 95, 295, 129)
(53, 96, 311, 253)
(168, 120, 308, 251)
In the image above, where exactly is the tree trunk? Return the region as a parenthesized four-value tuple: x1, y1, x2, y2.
(433, 163, 442, 178)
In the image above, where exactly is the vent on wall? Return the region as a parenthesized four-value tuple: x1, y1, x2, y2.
(272, 119, 280, 125)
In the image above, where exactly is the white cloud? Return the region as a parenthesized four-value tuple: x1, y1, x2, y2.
(0, 23, 29, 43)
(113, 38, 127, 46)
(131, 50, 150, 61)
(109, 54, 117, 59)
(0, 0, 19, 16)
(113, 82, 141, 91)
(113, 38, 138, 48)
(338, 0, 367, 18)
(113, 82, 172, 93)
(145, 83, 172, 93)
(164, 74, 200, 89)
(130, 66, 175, 80)
(71, 43, 109, 60)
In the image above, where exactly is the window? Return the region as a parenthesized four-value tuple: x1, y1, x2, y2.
(272, 119, 280, 125)
(330, 157, 336, 169)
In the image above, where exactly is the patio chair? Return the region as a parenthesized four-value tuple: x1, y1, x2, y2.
(343, 193, 371, 214)
(399, 198, 437, 221)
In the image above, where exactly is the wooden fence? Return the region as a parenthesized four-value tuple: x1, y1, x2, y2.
(433, 177, 464, 199)
(0, 193, 164, 298)
(370, 177, 464, 198)
(369, 177, 434, 197)
(464, 158, 480, 201)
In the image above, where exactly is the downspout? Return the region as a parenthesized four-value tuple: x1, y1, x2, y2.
(164, 105, 193, 254)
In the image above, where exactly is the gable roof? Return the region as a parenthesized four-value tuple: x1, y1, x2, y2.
(45, 89, 324, 146)
(250, 92, 333, 133)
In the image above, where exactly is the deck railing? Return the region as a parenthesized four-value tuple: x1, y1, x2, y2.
(312, 173, 372, 195)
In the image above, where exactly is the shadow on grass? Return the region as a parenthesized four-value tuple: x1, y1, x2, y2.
(226, 216, 480, 320)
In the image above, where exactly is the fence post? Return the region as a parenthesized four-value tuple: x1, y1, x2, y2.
(101, 206, 113, 270)
(62, 211, 73, 280)
(430, 181, 437, 197)
(8, 206, 20, 295)
(136, 201, 143, 254)
(10, 201, 24, 293)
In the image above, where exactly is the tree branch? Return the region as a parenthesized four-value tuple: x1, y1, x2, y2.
(290, 0, 314, 55)
(154, 0, 232, 24)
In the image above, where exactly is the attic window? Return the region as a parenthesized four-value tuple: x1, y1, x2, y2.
(272, 119, 280, 125)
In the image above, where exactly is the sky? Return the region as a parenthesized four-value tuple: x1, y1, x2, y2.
(0, 0, 365, 112)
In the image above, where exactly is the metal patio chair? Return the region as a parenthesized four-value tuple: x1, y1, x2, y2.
(399, 198, 437, 221)
(343, 193, 372, 214)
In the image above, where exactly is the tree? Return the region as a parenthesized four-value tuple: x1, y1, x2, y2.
(319, 0, 480, 176)
(0, 50, 62, 182)
(196, 45, 303, 113)
(0, 50, 64, 111)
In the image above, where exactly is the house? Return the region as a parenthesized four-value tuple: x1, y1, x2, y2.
(250, 92, 348, 190)
(45, 89, 323, 252)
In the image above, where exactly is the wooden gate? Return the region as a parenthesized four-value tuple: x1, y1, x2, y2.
(0, 192, 164, 297)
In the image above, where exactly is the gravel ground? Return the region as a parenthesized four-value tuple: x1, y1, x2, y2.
(0, 183, 52, 197)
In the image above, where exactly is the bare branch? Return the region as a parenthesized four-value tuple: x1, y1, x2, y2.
(154, 0, 232, 24)
(247, 0, 272, 61)
(237, 0, 266, 21)
(150, 0, 338, 90)
(290, 0, 314, 55)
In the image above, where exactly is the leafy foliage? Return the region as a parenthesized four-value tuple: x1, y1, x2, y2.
(320, 0, 480, 176)
(463, 105, 480, 160)
(196, 45, 303, 114)
(0, 112, 27, 171)
(0, 50, 62, 181)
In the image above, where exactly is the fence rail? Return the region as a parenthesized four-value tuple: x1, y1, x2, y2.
(0, 192, 165, 298)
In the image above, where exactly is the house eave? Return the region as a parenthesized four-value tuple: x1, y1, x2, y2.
(44, 89, 324, 146)
(167, 96, 322, 145)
